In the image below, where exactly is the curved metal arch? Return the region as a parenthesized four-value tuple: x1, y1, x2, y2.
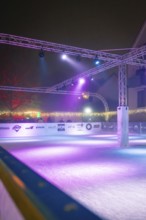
(89, 92, 109, 113)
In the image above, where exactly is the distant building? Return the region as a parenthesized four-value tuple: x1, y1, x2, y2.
(128, 21, 146, 109)
(98, 21, 146, 111)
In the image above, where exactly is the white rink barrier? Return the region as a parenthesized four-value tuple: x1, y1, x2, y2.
(0, 122, 102, 138)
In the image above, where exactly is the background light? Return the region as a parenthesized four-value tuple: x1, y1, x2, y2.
(94, 55, 100, 65)
(84, 107, 92, 114)
(82, 92, 89, 99)
(37, 112, 41, 118)
(95, 59, 100, 65)
(71, 80, 75, 86)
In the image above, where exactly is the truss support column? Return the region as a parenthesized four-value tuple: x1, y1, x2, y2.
(117, 64, 129, 147)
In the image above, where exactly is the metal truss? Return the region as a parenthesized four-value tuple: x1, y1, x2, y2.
(46, 60, 119, 92)
(0, 86, 109, 112)
(0, 33, 146, 66)
(0, 33, 120, 61)
(122, 44, 146, 66)
(118, 65, 127, 106)
(47, 45, 146, 92)
(0, 33, 146, 93)
(0, 33, 146, 110)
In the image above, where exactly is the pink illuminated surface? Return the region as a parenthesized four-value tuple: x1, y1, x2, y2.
(2, 134, 146, 220)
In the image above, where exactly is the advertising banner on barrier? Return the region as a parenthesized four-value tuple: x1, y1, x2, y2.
(0, 122, 101, 138)
(0, 123, 48, 138)
(66, 122, 101, 135)
(57, 123, 66, 132)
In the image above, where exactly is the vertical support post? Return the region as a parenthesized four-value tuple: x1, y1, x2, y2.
(117, 106, 129, 147)
(117, 64, 129, 147)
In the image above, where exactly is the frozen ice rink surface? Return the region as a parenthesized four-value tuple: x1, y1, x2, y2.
(1, 134, 146, 220)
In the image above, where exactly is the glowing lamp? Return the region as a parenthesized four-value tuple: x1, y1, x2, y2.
(84, 107, 92, 114)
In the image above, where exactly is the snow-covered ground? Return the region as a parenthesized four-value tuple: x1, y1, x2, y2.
(1, 134, 146, 220)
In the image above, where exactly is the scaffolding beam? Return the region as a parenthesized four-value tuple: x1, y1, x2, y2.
(117, 65, 129, 147)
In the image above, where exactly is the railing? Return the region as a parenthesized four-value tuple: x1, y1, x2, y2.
(0, 146, 104, 220)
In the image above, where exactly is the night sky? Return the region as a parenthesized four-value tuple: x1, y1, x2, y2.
(0, 0, 146, 112)
(1, 1, 146, 48)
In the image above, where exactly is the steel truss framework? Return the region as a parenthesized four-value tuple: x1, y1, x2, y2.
(0, 33, 146, 108)
(118, 65, 127, 106)
(0, 86, 109, 112)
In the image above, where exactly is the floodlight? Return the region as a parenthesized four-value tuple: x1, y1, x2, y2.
(39, 49, 44, 58)
(84, 107, 92, 114)
(94, 55, 100, 65)
(61, 54, 68, 60)
(79, 78, 85, 85)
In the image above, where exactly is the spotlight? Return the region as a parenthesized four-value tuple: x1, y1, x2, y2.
(95, 60, 100, 65)
(61, 53, 68, 60)
(82, 92, 89, 99)
(79, 78, 85, 85)
(94, 55, 100, 65)
(39, 49, 44, 58)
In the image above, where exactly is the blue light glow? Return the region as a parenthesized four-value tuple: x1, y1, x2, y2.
(95, 59, 100, 65)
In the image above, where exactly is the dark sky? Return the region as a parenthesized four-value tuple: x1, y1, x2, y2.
(1, 0, 146, 49)
(0, 0, 146, 112)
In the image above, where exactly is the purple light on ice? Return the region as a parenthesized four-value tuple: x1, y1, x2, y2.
(5, 134, 146, 220)
(11, 146, 82, 161)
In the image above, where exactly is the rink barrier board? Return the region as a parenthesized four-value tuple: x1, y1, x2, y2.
(0, 146, 104, 220)
(0, 122, 102, 138)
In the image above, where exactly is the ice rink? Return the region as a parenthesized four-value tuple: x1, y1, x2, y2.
(1, 134, 146, 220)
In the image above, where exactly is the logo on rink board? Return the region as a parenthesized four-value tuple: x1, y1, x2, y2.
(36, 126, 45, 129)
(94, 124, 100, 128)
(48, 125, 57, 129)
(86, 123, 92, 130)
(12, 125, 21, 132)
(25, 126, 34, 129)
(76, 123, 84, 131)
(58, 123, 65, 131)
(0, 127, 10, 130)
